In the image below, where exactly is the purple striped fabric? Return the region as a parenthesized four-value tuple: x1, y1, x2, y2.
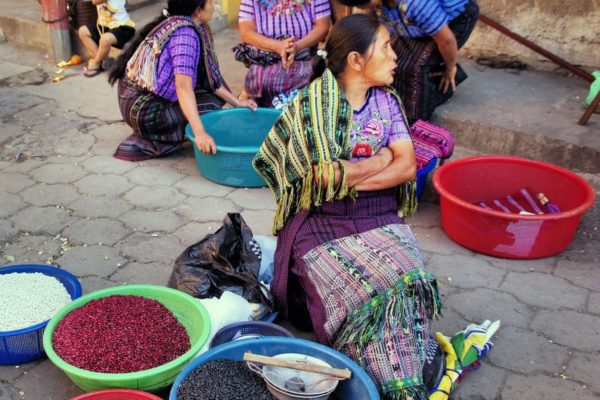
(410, 119, 455, 168)
(244, 60, 312, 107)
(238, 0, 331, 39)
(381, 0, 468, 38)
(113, 80, 224, 161)
(273, 188, 404, 340)
(349, 87, 411, 161)
(154, 26, 201, 102)
(272, 189, 437, 398)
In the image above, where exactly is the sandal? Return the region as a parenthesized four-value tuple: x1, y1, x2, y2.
(84, 64, 103, 77)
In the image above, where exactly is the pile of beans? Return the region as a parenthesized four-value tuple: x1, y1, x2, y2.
(177, 360, 276, 400)
(0, 272, 72, 332)
(52, 295, 190, 373)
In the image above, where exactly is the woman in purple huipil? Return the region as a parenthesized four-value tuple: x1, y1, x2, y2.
(253, 15, 443, 399)
(108, 0, 256, 161)
(234, 0, 331, 107)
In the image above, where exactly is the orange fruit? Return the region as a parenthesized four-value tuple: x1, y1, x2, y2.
(69, 54, 82, 66)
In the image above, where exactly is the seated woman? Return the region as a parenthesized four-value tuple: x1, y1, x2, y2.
(338, 0, 479, 124)
(108, 0, 256, 161)
(234, 0, 331, 108)
(253, 14, 441, 400)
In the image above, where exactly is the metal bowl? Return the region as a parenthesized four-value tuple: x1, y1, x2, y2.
(262, 353, 339, 398)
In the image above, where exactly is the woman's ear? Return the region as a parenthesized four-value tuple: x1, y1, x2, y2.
(192, 6, 202, 19)
(346, 51, 364, 72)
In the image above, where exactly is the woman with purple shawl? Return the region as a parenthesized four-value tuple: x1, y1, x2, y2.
(234, 0, 331, 107)
(108, 0, 256, 161)
(253, 14, 442, 400)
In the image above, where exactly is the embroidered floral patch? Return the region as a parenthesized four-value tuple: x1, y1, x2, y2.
(350, 111, 391, 159)
(258, 0, 311, 16)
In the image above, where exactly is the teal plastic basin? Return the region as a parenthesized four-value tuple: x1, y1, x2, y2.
(186, 108, 281, 188)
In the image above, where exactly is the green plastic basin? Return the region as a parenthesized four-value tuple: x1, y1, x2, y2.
(43, 285, 210, 392)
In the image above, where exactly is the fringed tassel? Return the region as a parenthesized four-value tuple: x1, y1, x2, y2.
(325, 162, 336, 201)
(299, 166, 314, 210)
(398, 180, 418, 218)
(335, 269, 442, 349)
(336, 160, 349, 199)
(126, 38, 159, 91)
(382, 383, 429, 400)
(405, 270, 443, 321)
(271, 186, 290, 235)
(313, 162, 324, 206)
(333, 270, 441, 400)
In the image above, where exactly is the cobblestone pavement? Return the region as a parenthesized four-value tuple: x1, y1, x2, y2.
(0, 30, 599, 400)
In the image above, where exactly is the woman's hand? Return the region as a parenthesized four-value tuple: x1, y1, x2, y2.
(432, 25, 458, 94)
(237, 98, 258, 111)
(284, 44, 297, 70)
(439, 64, 457, 93)
(194, 130, 217, 155)
(278, 37, 296, 69)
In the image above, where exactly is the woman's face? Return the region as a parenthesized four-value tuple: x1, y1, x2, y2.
(195, 0, 215, 23)
(361, 26, 397, 86)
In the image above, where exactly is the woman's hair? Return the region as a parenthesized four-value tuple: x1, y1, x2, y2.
(336, 0, 396, 9)
(310, 14, 381, 81)
(335, 0, 370, 6)
(108, 0, 207, 85)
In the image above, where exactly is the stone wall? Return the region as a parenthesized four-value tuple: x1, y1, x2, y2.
(462, 0, 600, 72)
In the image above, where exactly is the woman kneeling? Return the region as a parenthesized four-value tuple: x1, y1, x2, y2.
(109, 0, 256, 161)
(253, 14, 442, 400)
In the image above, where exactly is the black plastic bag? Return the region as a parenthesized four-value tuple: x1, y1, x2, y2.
(168, 213, 273, 312)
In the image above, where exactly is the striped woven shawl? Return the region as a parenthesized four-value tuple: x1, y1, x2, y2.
(125, 16, 222, 93)
(253, 69, 417, 235)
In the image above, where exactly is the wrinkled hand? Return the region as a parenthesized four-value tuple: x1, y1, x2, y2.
(439, 64, 457, 94)
(284, 42, 298, 69)
(277, 37, 295, 69)
(237, 98, 258, 111)
(195, 131, 217, 155)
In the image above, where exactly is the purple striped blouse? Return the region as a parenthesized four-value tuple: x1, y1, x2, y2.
(154, 26, 200, 102)
(238, 0, 331, 40)
(349, 87, 411, 160)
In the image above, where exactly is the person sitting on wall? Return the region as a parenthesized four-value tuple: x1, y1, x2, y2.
(337, 0, 479, 124)
(233, 0, 331, 108)
(78, 0, 136, 77)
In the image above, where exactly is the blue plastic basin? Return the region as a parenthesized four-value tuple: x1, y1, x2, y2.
(0, 264, 82, 365)
(416, 158, 438, 201)
(186, 108, 281, 188)
(170, 337, 380, 399)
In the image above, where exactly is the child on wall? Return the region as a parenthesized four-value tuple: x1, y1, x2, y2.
(78, 0, 136, 77)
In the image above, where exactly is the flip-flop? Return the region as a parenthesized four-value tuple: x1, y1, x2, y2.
(84, 65, 103, 77)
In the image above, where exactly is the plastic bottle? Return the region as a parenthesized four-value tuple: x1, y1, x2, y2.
(537, 193, 560, 214)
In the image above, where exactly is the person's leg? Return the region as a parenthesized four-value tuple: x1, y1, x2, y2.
(101, 26, 135, 71)
(90, 32, 118, 70)
(78, 25, 99, 59)
(390, 32, 436, 123)
(114, 80, 187, 161)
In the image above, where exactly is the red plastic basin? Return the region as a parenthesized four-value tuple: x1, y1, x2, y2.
(432, 155, 596, 259)
(71, 389, 162, 400)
